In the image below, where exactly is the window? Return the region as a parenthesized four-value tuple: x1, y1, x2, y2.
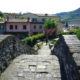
(0, 26, 1, 30)
(10, 25, 13, 30)
(15, 25, 17, 29)
(39, 25, 42, 29)
(32, 18, 37, 22)
(23, 25, 27, 30)
(34, 25, 36, 29)
(42, 18, 45, 22)
(0, 25, 4, 30)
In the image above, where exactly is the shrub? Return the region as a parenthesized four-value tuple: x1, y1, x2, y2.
(74, 29, 80, 40)
(76, 31, 80, 39)
(22, 33, 44, 47)
(57, 31, 74, 36)
(0, 17, 4, 21)
(58, 29, 80, 40)
(51, 40, 58, 45)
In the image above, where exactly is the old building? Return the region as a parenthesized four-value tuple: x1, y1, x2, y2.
(5, 13, 63, 38)
(0, 21, 5, 34)
(68, 20, 80, 30)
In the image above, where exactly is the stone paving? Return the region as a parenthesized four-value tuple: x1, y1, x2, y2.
(38, 43, 51, 55)
(0, 43, 61, 80)
(63, 35, 80, 52)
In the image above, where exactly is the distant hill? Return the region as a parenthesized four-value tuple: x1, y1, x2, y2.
(55, 8, 80, 21)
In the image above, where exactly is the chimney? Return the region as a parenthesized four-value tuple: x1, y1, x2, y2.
(6, 16, 9, 22)
(45, 14, 48, 16)
(27, 17, 30, 22)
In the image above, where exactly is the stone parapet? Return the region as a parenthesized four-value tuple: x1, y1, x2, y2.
(52, 35, 80, 80)
(0, 35, 37, 73)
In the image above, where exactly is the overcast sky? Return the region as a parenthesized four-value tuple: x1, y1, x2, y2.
(0, 0, 80, 14)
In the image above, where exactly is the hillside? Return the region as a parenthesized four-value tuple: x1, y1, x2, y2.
(55, 8, 80, 21)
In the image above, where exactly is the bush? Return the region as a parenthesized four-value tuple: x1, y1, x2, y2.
(58, 29, 80, 40)
(51, 40, 58, 45)
(22, 33, 45, 47)
(57, 31, 74, 36)
(76, 31, 80, 39)
(0, 17, 4, 21)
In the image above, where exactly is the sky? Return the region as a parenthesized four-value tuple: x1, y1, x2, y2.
(0, 0, 80, 14)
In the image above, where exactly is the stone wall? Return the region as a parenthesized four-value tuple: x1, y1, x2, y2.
(0, 35, 37, 73)
(52, 35, 80, 80)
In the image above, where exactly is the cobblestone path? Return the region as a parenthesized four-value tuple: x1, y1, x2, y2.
(38, 43, 51, 55)
(0, 43, 61, 80)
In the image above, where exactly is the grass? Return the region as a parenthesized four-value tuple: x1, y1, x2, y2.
(51, 39, 58, 45)
(37, 42, 43, 49)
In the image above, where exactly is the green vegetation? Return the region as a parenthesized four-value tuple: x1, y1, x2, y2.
(76, 30, 80, 39)
(51, 39, 58, 45)
(22, 29, 80, 48)
(37, 42, 43, 49)
(22, 33, 44, 47)
(20, 16, 26, 19)
(57, 29, 80, 40)
(0, 11, 3, 18)
(58, 31, 74, 36)
(72, 26, 80, 29)
(44, 19, 58, 29)
(65, 22, 68, 28)
(71, 29, 80, 39)
(0, 17, 4, 21)
(56, 8, 80, 21)
(44, 19, 58, 39)
(0, 11, 4, 21)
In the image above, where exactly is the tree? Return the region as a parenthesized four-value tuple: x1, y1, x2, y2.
(65, 22, 68, 28)
(44, 19, 58, 29)
(20, 16, 26, 19)
(0, 17, 4, 21)
(44, 19, 58, 44)
(0, 11, 3, 18)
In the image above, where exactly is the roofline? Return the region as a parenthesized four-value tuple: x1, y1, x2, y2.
(38, 16, 60, 17)
(68, 19, 80, 22)
(6, 22, 44, 24)
(6, 21, 30, 23)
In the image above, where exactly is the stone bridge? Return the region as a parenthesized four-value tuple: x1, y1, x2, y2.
(52, 35, 80, 80)
(0, 35, 37, 73)
(0, 35, 61, 80)
(0, 35, 80, 80)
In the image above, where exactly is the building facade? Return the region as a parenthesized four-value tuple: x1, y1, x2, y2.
(6, 19, 44, 37)
(0, 21, 5, 34)
(68, 20, 80, 30)
(68, 20, 80, 27)
(5, 13, 63, 38)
